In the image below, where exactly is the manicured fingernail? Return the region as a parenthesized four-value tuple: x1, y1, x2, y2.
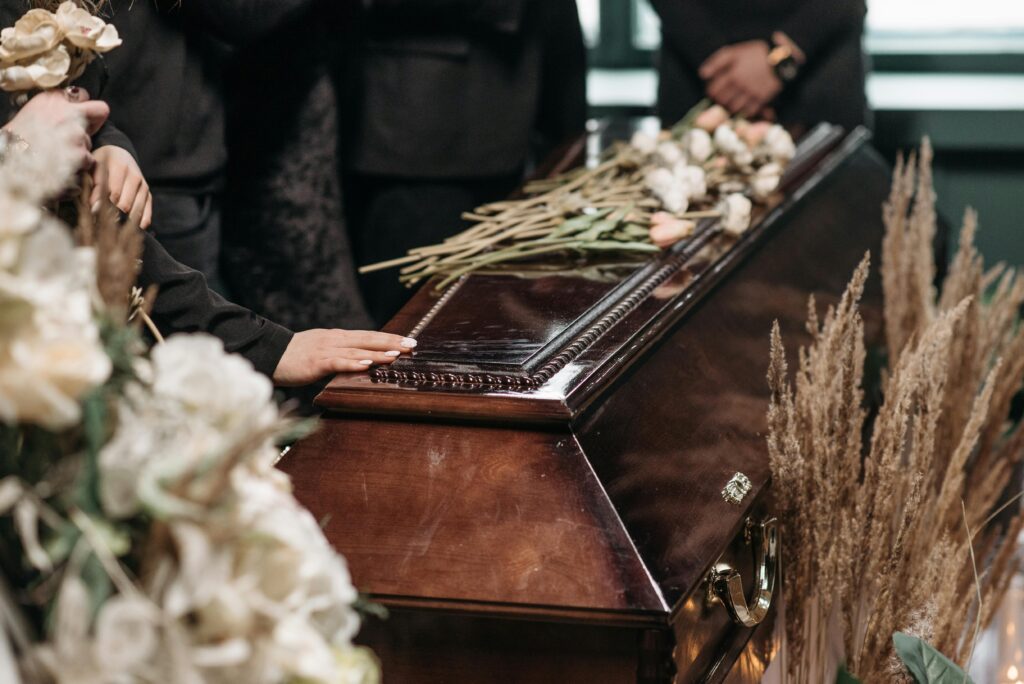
(91, 200, 100, 214)
(385, 350, 401, 357)
(401, 338, 417, 348)
(359, 359, 373, 365)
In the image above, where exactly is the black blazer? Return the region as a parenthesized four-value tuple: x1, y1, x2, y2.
(346, 0, 587, 179)
(651, 0, 869, 132)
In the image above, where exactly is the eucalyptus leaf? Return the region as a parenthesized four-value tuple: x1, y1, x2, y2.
(836, 665, 863, 684)
(893, 632, 975, 684)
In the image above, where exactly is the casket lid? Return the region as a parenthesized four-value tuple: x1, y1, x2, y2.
(317, 124, 857, 424)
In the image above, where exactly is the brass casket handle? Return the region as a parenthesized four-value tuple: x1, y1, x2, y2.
(710, 517, 779, 628)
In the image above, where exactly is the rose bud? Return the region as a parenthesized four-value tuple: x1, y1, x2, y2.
(694, 104, 729, 132)
(649, 212, 696, 248)
(741, 121, 772, 148)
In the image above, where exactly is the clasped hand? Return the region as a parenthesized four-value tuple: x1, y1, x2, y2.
(699, 40, 782, 119)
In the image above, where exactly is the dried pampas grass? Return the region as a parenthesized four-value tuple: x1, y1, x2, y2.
(769, 140, 1023, 682)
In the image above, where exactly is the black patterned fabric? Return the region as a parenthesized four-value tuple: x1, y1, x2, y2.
(221, 4, 373, 332)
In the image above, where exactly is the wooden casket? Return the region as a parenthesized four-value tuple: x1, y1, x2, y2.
(280, 125, 889, 683)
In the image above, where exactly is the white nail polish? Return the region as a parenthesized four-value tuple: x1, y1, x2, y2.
(91, 200, 101, 214)
(385, 350, 401, 357)
(359, 359, 373, 365)
(401, 338, 417, 348)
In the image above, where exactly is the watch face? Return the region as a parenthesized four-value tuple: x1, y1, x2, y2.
(777, 57, 799, 82)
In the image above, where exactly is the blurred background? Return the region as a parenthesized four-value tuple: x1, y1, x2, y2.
(579, 0, 1024, 267)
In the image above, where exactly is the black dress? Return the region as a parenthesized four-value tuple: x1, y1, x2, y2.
(221, 3, 373, 332)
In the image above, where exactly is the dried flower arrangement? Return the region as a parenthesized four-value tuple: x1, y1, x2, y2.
(767, 140, 1023, 683)
(360, 101, 796, 290)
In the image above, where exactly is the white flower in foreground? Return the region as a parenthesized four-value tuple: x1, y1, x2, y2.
(92, 594, 159, 673)
(101, 334, 279, 518)
(151, 334, 276, 433)
(682, 128, 713, 163)
(0, 43, 70, 91)
(55, 1, 121, 53)
(751, 162, 783, 199)
(629, 130, 657, 155)
(0, 195, 41, 268)
(761, 124, 796, 163)
(0, 118, 83, 203)
(0, 222, 110, 430)
(154, 470, 363, 684)
(0, 9, 61, 63)
(719, 194, 753, 236)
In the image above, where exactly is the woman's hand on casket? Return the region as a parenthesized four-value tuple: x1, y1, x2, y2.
(272, 329, 418, 386)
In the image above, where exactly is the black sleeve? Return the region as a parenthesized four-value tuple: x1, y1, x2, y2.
(780, 0, 866, 64)
(140, 231, 294, 378)
(649, 0, 729, 69)
(364, 0, 528, 34)
(92, 122, 138, 160)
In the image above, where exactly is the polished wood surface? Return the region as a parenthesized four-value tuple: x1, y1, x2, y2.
(280, 125, 891, 683)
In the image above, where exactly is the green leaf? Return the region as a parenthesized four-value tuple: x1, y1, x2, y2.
(836, 665, 863, 684)
(893, 632, 975, 684)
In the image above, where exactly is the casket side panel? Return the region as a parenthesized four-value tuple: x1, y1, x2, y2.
(279, 418, 666, 622)
(573, 142, 890, 674)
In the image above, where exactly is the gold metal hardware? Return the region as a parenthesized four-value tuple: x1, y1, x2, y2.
(706, 517, 779, 628)
(721, 472, 752, 505)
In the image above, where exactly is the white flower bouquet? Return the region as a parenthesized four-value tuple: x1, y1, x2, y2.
(362, 100, 798, 287)
(0, 112, 378, 684)
(0, 1, 120, 93)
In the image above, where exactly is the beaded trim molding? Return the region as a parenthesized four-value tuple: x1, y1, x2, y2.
(369, 226, 720, 391)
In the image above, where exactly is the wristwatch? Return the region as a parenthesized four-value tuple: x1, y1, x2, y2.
(768, 41, 800, 84)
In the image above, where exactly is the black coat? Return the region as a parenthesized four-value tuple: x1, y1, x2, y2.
(346, 0, 587, 179)
(651, 0, 869, 132)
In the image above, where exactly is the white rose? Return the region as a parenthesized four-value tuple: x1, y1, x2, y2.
(92, 594, 159, 673)
(654, 140, 684, 167)
(751, 162, 783, 199)
(268, 616, 339, 684)
(333, 646, 382, 684)
(629, 131, 657, 155)
(151, 334, 276, 432)
(0, 224, 109, 430)
(713, 124, 743, 154)
(761, 125, 796, 163)
(645, 167, 688, 214)
(0, 44, 70, 91)
(0, 9, 62, 63)
(719, 193, 753, 236)
(0, 197, 41, 268)
(673, 163, 707, 198)
(682, 128, 713, 163)
(55, 2, 121, 53)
